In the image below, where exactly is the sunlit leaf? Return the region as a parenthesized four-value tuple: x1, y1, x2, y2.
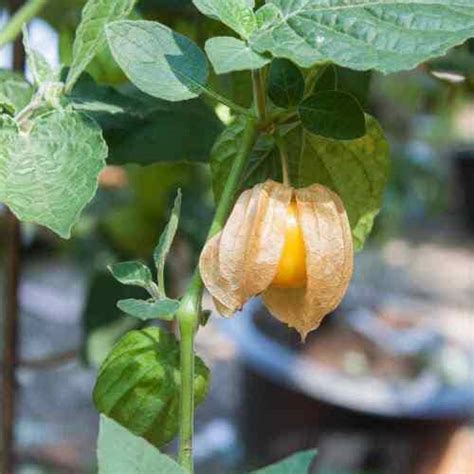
(106, 20, 208, 102)
(108, 261, 153, 290)
(0, 110, 107, 238)
(117, 298, 179, 320)
(250, 0, 474, 73)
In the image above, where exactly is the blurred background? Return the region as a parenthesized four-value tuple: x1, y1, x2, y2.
(0, 1, 473, 473)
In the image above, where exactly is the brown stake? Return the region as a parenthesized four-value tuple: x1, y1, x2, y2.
(2, 1, 25, 472)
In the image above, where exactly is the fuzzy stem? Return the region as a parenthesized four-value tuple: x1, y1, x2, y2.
(0, 0, 48, 47)
(176, 117, 258, 472)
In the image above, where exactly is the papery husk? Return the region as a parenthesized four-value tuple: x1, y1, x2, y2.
(200, 180, 292, 315)
(263, 184, 353, 339)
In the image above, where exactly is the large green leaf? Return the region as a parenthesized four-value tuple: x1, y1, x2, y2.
(153, 189, 181, 296)
(94, 327, 210, 447)
(249, 0, 474, 73)
(297, 115, 390, 250)
(0, 110, 107, 238)
(251, 449, 317, 474)
(205, 36, 271, 74)
(106, 20, 209, 102)
(193, 0, 257, 39)
(65, 0, 137, 91)
(98, 415, 186, 474)
(267, 58, 305, 108)
(298, 91, 366, 140)
(0, 70, 34, 113)
(117, 298, 179, 320)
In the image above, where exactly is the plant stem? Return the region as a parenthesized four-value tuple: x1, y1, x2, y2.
(176, 117, 258, 472)
(0, 0, 48, 47)
(201, 85, 253, 117)
(275, 133, 290, 187)
(252, 69, 267, 121)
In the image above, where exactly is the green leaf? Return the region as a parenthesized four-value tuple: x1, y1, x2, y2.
(297, 115, 390, 250)
(267, 58, 304, 108)
(251, 449, 317, 474)
(0, 69, 34, 113)
(65, 0, 137, 91)
(210, 116, 277, 202)
(0, 110, 106, 238)
(23, 27, 58, 85)
(106, 97, 223, 165)
(298, 91, 366, 140)
(98, 415, 186, 474)
(153, 189, 181, 297)
(193, 0, 257, 39)
(205, 36, 271, 74)
(106, 20, 208, 102)
(117, 298, 179, 321)
(249, 0, 474, 73)
(94, 327, 210, 447)
(108, 261, 154, 290)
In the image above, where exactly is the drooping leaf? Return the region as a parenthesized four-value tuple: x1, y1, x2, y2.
(117, 298, 179, 321)
(0, 69, 34, 113)
(0, 110, 107, 238)
(267, 58, 304, 108)
(65, 0, 137, 91)
(106, 20, 209, 102)
(251, 449, 317, 474)
(193, 0, 257, 39)
(94, 327, 210, 447)
(250, 0, 474, 73)
(298, 91, 366, 140)
(153, 189, 181, 296)
(297, 115, 390, 250)
(108, 261, 154, 290)
(23, 27, 59, 85)
(210, 116, 277, 202)
(205, 36, 271, 74)
(97, 415, 186, 474)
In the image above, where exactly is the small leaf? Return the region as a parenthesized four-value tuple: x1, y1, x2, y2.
(94, 327, 210, 448)
(153, 190, 181, 297)
(97, 415, 186, 474)
(108, 261, 153, 290)
(193, 0, 257, 39)
(106, 20, 209, 102)
(0, 110, 107, 238)
(23, 27, 58, 85)
(313, 64, 337, 92)
(267, 58, 304, 108)
(205, 36, 270, 74)
(251, 449, 317, 474)
(299, 91, 366, 140)
(249, 0, 474, 74)
(117, 298, 179, 321)
(297, 115, 390, 250)
(65, 0, 137, 91)
(0, 69, 34, 113)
